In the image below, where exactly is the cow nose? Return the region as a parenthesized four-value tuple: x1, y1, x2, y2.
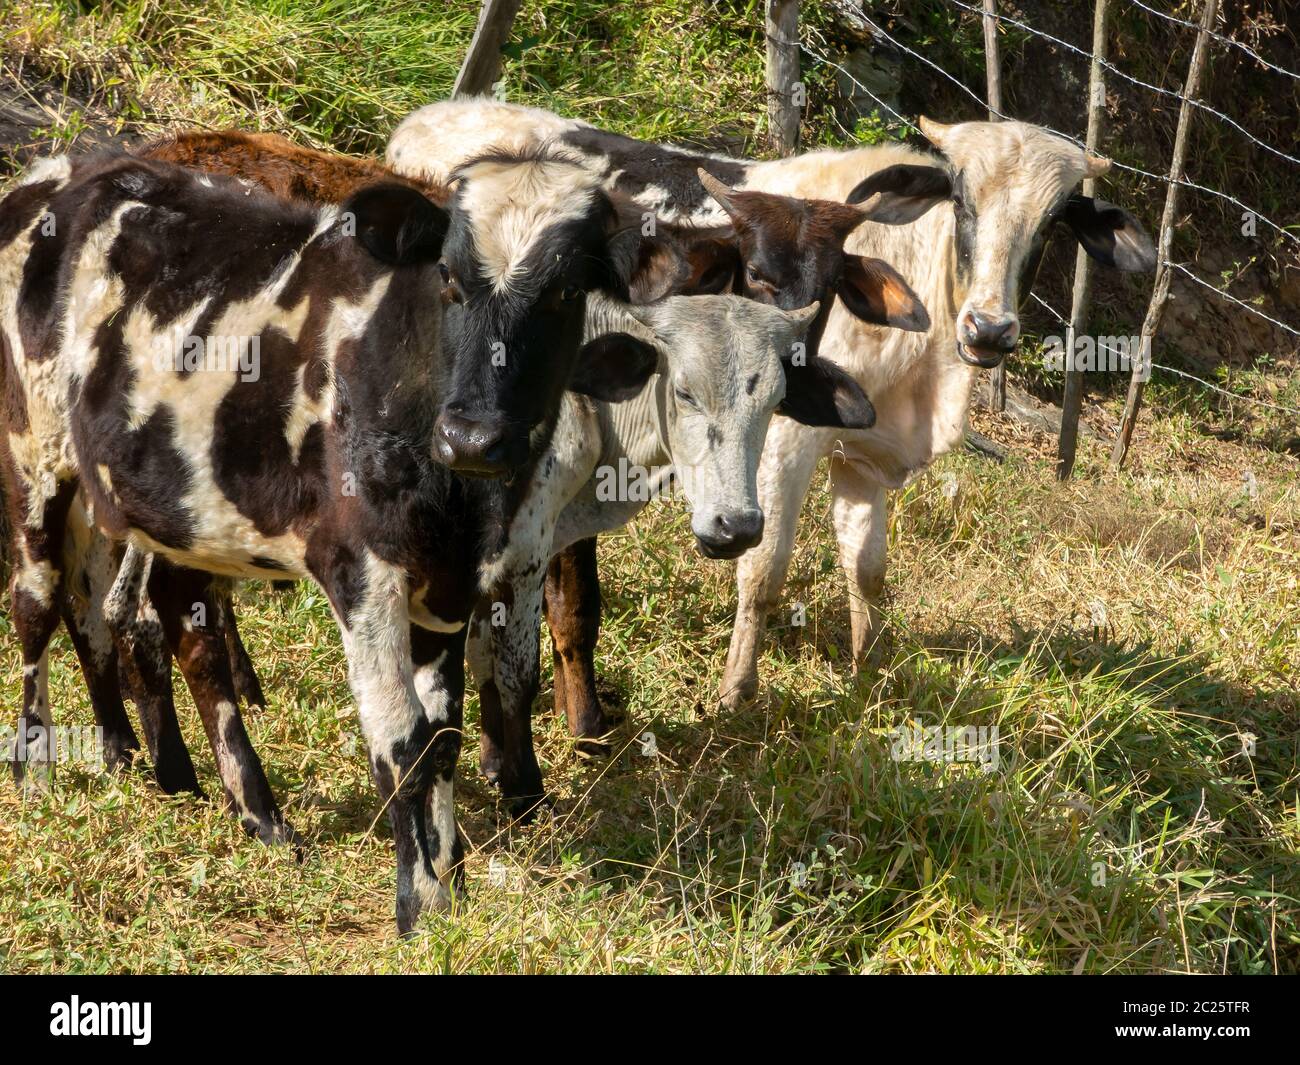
(434, 410, 518, 476)
(960, 309, 1020, 351)
(695, 509, 765, 559)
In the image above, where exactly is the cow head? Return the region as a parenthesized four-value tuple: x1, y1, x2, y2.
(694, 170, 929, 354)
(433, 150, 662, 476)
(624, 295, 874, 559)
(845, 118, 1157, 369)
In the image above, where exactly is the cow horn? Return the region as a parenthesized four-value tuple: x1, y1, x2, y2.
(784, 301, 821, 329)
(918, 115, 953, 148)
(698, 168, 739, 214)
(848, 191, 884, 219)
(1083, 152, 1112, 179)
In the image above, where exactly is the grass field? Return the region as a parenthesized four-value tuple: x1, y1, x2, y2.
(0, 0, 1297, 974)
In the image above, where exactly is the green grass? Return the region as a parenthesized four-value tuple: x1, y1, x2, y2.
(3, 414, 1297, 973)
(0, 0, 1297, 974)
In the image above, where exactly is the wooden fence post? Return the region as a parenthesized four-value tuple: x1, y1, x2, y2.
(982, 0, 1007, 412)
(766, 0, 801, 156)
(1111, 0, 1218, 469)
(1056, 0, 1111, 480)
(452, 0, 524, 99)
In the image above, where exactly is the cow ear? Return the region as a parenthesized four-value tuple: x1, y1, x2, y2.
(682, 234, 739, 295)
(617, 228, 739, 302)
(625, 236, 682, 303)
(1060, 195, 1156, 272)
(778, 357, 875, 429)
(569, 332, 660, 402)
(845, 164, 951, 224)
(346, 182, 449, 265)
(838, 255, 930, 332)
(600, 226, 642, 301)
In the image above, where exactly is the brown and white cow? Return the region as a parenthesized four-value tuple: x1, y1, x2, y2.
(389, 102, 1156, 711)
(0, 147, 672, 933)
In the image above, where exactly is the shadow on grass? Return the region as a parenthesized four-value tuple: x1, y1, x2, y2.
(524, 621, 1298, 972)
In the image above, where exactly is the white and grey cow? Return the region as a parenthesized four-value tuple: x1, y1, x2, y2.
(389, 102, 1156, 709)
(465, 292, 875, 807)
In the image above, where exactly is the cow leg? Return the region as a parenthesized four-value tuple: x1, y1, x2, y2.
(543, 536, 609, 749)
(59, 501, 140, 770)
(60, 597, 139, 771)
(5, 474, 77, 790)
(721, 419, 826, 711)
(468, 579, 546, 818)
(218, 582, 267, 709)
(828, 454, 888, 668)
(103, 547, 203, 795)
(150, 563, 295, 845)
(465, 608, 502, 784)
(411, 626, 466, 888)
(329, 552, 448, 936)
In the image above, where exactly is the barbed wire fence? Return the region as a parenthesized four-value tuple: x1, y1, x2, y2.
(781, 0, 1299, 476)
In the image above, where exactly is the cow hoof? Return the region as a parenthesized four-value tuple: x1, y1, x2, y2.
(153, 760, 204, 797)
(574, 735, 611, 759)
(479, 748, 504, 786)
(397, 875, 453, 938)
(232, 671, 267, 711)
(13, 760, 53, 795)
(718, 675, 758, 713)
(102, 735, 139, 772)
(244, 814, 304, 854)
(508, 792, 550, 823)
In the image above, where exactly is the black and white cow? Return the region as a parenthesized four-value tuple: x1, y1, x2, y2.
(389, 102, 1156, 711)
(466, 292, 876, 809)
(0, 147, 675, 933)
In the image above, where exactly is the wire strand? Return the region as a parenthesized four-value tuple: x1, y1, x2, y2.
(946, 0, 1300, 169)
(1027, 294, 1298, 418)
(817, 0, 1300, 247)
(1126, 0, 1300, 82)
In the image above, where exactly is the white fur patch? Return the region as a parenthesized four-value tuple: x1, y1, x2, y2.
(454, 156, 602, 292)
(12, 154, 71, 190)
(387, 100, 583, 186)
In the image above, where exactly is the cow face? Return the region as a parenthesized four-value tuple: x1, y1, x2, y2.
(434, 151, 658, 476)
(628, 296, 873, 559)
(695, 170, 929, 355)
(845, 118, 1156, 369)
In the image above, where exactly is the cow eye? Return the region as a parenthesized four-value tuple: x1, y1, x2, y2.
(674, 386, 698, 409)
(561, 285, 581, 302)
(438, 263, 463, 305)
(951, 173, 967, 211)
(745, 264, 774, 289)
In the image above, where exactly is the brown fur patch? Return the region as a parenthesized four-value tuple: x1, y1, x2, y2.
(138, 130, 449, 207)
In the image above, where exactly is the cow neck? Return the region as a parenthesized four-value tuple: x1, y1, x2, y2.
(598, 373, 669, 479)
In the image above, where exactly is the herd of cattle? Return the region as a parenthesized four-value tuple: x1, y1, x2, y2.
(0, 97, 1155, 933)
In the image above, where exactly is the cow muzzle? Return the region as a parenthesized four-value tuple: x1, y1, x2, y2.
(694, 508, 765, 560)
(434, 409, 528, 476)
(956, 309, 1020, 368)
